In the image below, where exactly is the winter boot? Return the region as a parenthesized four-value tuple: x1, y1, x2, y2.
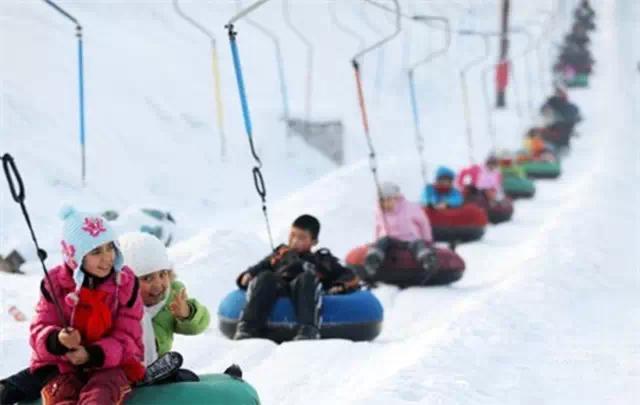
(140, 351, 183, 386)
(293, 324, 320, 341)
(363, 247, 385, 276)
(233, 321, 260, 340)
(0, 382, 7, 404)
(224, 364, 243, 379)
(415, 247, 438, 283)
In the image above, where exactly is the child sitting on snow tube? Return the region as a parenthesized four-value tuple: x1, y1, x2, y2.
(457, 156, 514, 224)
(421, 166, 464, 209)
(423, 167, 487, 241)
(363, 182, 438, 281)
(118, 232, 210, 376)
(475, 155, 506, 203)
(27, 208, 145, 404)
(233, 215, 359, 341)
(523, 129, 556, 161)
(498, 151, 537, 198)
(0, 231, 213, 403)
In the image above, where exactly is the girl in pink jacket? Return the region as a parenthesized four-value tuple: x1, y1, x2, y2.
(364, 183, 437, 278)
(30, 207, 144, 405)
(475, 155, 505, 201)
(458, 156, 505, 204)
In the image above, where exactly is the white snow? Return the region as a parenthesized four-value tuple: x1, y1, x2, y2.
(1, 0, 639, 404)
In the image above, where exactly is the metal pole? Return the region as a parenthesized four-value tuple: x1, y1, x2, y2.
(459, 33, 490, 164)
(352, 0, 402, 234)
(173, 0, 226, 158)
(43, 0, 86, 186)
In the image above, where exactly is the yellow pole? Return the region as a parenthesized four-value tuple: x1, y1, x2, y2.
(211, 43, 226, 159)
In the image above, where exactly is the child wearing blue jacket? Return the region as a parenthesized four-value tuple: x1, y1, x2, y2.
(421, 166, 464, 209)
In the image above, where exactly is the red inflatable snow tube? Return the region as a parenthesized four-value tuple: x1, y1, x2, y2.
(424, 204, 488, 242)
(346, 243, 465, 287)
(462, 187, 514, 224)
(456, 166, 513, 224)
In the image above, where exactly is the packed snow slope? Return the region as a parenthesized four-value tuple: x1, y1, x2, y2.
(1, 1, 639, 404)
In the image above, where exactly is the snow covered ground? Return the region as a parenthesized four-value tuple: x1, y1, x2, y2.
(1, 1, 639, 404)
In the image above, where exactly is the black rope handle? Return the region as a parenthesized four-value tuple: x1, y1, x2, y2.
(2, 154, 25, 203)
(1, 153, 68, 327)
(252, 166, 267, 200)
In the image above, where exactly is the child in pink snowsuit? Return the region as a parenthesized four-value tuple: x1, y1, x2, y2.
(30, 207, 144, 405)
(364, 182, 437, 278)
(476, 155, 505, 202)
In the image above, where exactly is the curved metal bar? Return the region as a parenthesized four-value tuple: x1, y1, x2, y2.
(409, 16, 451, 73)
(361, 1, 452, 72)
(328, 1, 365, 52)
(459, 33, 490, 164)
(359, 0, 388, 99)
(227, 0, 270, 25)
(173, 0, 216, 43)
(282, 0, 313, 122)
(460, 32, 491, 75)
(353, 0, 401, 62)
(174, 0, 226, 158)
(405, 13, 451, 186)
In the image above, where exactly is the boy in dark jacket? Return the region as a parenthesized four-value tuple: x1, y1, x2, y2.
(234, 215, 359, 341)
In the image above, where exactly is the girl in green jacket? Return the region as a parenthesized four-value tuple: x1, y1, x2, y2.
(118, 232, 210, 366)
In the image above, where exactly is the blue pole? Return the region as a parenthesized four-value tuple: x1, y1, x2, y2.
(77, 29, 86, 185)
(226, 24, 274, 249)
(43, 1, 87, 185)
(228, 29, 253, 142)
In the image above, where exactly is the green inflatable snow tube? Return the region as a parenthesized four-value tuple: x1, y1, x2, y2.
(23, 374, 260, 405)
(521, 160, 561, 179)
(566, 73, 589, 88)
(502, 173, 536, 199)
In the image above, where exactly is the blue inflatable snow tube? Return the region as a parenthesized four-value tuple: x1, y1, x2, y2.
(218, 289, 383, 342)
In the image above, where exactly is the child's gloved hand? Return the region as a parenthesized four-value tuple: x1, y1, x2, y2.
(58, 328, 82, 349)
(65, 346, 89, 365)
(240, 273, 254, 287)
(169, 288, 191, 320)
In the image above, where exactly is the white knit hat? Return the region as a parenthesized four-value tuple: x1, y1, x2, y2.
(379, 182, 401, 199)
(118, 232, 171, 277)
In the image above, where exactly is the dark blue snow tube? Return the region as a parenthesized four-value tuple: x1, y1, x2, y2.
(218, 289, 383, 342)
